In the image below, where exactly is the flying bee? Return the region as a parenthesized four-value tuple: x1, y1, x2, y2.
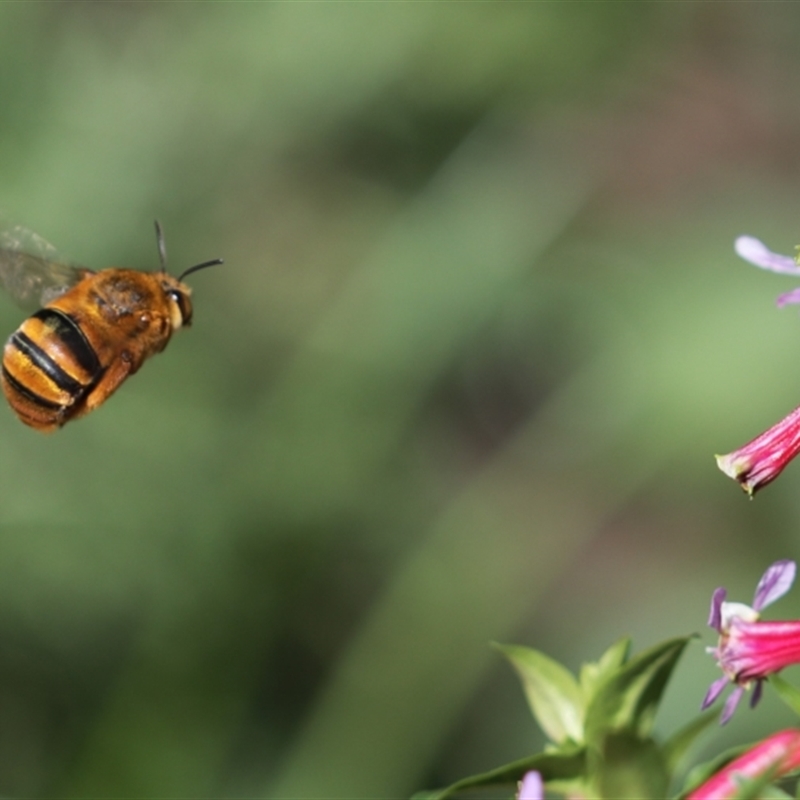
(0, 221, 222, 432)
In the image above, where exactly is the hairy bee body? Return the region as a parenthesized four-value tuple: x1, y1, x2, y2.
(0, 223, 221, 432)
(2, 269, 193, 432)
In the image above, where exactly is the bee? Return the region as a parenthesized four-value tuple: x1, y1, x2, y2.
(0, 221, 222, 432)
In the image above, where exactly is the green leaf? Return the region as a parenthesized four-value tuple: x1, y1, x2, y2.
(412, 745, 587, 800)
(495, 643, 584, 744)
(580, 637, 631, 699)
(591, 731, 669, 800)
(743, 784, 793, 800)
(583, 636, 692, 745)
(662, 708, 720, 777)
(770, 674, 800, 717)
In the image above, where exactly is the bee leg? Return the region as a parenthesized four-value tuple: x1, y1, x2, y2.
(73, 352, 135, 419)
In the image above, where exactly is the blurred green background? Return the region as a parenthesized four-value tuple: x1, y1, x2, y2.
(1, 3, 800, 797)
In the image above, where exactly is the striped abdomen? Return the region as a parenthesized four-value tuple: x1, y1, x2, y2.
(1, 308, 103, 431)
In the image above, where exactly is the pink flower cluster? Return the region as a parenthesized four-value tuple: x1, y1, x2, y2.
(702, 560, 799, 723)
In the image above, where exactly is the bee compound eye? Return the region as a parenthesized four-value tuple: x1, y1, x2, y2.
(167, 289, 191, 327)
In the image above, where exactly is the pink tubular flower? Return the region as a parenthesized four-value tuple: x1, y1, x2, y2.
(516, 771, 543, 800)
(703, 560, 798, 723)
(716, 407, 800, 496)
(716, 236, 800, 495)
(687, 728, 800, 800)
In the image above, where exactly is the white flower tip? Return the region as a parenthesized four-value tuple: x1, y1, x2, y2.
(720, 601, 759, 630)
(715, 453, 757, 495)
(733, 234, 800, 274)
(735, 235, 769, 262)
(716, 453, 749, 479)
(715, 453, 736, 478)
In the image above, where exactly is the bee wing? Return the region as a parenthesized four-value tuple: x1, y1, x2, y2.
(0, 225, 91, 311)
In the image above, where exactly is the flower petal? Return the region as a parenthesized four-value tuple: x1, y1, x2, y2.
(735, 236, 800, 275)
(776, 288, 800, 307)
(709, 587, 726, 631)
(702, 675, 730, 710)
(754, 560, 796, 611)
(722, 619, 800, 680)
(517, 771, 544, 800)
(720, 685, 745, 724)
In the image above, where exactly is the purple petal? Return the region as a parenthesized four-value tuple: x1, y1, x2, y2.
(776, 288, 800, 307)
(702, 676, 729, 710)
(517, 771, 544, 800)
(750, 679, 764, 708)
(708, 587, 726, 631)
(735, 236, 800, 275)
(753, 560, 796, 611)
(720, 685, 745, 724)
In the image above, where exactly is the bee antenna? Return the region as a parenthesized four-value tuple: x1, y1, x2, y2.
(178, 258, 224, 282)
(154, 219, 168, 272)
(153, 219, 222, 280)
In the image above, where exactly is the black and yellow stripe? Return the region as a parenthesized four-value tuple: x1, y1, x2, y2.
(29, 308, 102, 381)
(1, 308, 103, 429)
